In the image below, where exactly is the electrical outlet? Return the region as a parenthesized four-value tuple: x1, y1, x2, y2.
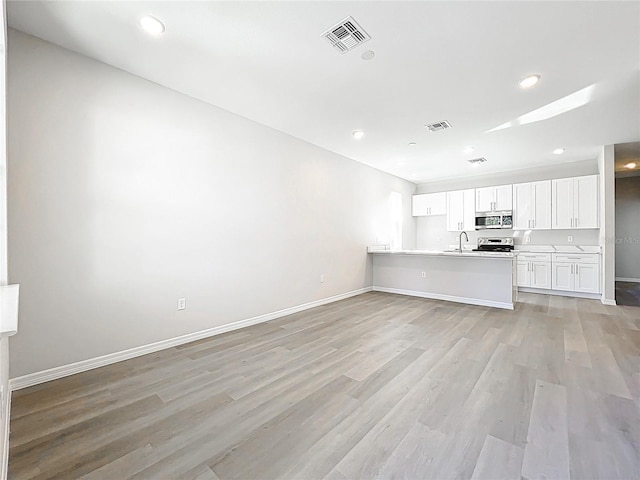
(567, 235, 574, 242)
(525, 236, 531, 243)
(421, 272, 426, 278)
(320, 275, 324, 283)
(177, 298, 186, 310)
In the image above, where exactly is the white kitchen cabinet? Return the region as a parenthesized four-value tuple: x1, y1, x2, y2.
(575, 262, 600, 293)
(476, 184, 512, 212)
(446, 189, 475, 231)
(552, 175, 599, 229)
(513, 180, 551, 230)
(412, 192, 446, 216)
(574, 175, 599, 229)
(517, 253, 551, 289)
(551, 253, 600, 294)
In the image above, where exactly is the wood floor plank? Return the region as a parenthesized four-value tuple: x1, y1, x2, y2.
(471, 434, 524, 480)
(521, 380, 570, 480)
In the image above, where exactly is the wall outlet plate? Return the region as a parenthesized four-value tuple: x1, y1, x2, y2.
(568, 235, 574, 242)
(177, 298, 186, 310)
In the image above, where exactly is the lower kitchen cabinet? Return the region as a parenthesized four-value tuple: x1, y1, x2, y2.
(551, 253, 600, 294)
(517, 253, 551, 289)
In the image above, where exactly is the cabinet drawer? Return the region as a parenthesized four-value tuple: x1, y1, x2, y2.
(552, 253, 599, 264)
(516, 253, 551, 261)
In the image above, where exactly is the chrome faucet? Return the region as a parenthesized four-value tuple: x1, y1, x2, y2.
(458, 231, 468, 253)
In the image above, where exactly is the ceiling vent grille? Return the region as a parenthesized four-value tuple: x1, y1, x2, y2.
(425, 120, 452, 132)
(468, 157, 488, 165)
(322, 16, 371, 54)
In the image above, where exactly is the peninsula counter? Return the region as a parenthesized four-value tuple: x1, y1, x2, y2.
(370, 250, 516, 309)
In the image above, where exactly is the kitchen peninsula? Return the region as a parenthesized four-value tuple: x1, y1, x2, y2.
(369, 249, 516, 309)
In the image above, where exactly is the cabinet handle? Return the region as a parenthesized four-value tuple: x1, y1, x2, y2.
(575, 217, 578, 227)
(570, 218, 573, 228)
(571, 264, 573, 274)
(532, 219, 535, 229)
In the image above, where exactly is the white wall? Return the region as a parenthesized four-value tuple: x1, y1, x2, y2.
(415, 160, 600, 251)
(415, 160, 599, 194)
(6, 30, 416, 378)
(615, 176, 640, 281)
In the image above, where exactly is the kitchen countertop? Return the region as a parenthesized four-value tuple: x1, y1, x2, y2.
(514, 245, 601, 254)
(367, 248, 513, 258)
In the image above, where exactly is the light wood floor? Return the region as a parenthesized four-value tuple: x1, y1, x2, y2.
(9, 292, 640, 480)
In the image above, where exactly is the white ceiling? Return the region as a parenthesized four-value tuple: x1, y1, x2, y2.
(7, 1, 640, 183)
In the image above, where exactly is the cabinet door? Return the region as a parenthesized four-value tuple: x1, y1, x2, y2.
(429, 192, 447, 216)
(462, 189, 476, 230)
(552, 178, 573, 229)
(532, 180, 552, 230)
(575, 262, 600, 293)
(494, 185, 513, 210)
(574, 175, 599, 229)
(513, 183, 533, 230)
(476, 187, 494, 212)
(446, 191, 464, 231)
(412, 194, 430, 216)
(552, 262, 574, 291)
(516, 261, 530, 287)
(531, 261, 552, 289)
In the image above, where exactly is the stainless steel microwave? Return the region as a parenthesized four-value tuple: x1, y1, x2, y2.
(475, 211, 513, 230)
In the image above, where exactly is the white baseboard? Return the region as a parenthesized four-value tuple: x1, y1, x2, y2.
(601, 297, 617, 306)
(9, 287, 372, 391)
(1, 392, 10, 480)
(372, 286, 514, 310)
(615, 277, 640, 283)
(518, 287, 601, 300)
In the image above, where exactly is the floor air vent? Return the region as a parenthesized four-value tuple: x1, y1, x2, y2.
(425, 120, 452, 132)
(322, 16, 371, 54)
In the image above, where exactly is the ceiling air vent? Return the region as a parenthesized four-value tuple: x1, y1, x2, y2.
(468, 157, 488, 165)
(322, 16, 371, 54)
(425, 120, 452, 132)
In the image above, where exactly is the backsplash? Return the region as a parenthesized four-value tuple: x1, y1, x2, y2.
(416, 216, 600, 250)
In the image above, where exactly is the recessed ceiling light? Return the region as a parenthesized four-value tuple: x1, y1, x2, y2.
(140, 15, 165, 35)
(625, 162, 637, 169)
(361, 50, 376, 61)
(519, 74, 541, 88)
(352, 130, 365, 140)
(552, 148, 565, 155)
(463, 146, 475, 154)
(408, 142, 417, 147)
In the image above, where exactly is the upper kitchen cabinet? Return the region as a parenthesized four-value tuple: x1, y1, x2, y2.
(552, 175, 599, 229)
(513, 180, 551, 230)
(446, 189, 475, 231)
(412, 192, 446, 217)
(476, 184, 512, 212)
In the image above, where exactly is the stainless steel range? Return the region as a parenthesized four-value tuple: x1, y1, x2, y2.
(473, 237, 514, 252)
